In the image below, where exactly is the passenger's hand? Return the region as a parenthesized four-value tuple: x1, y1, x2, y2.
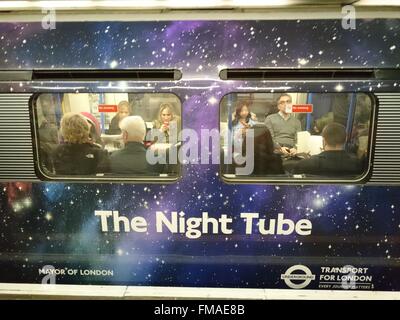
(280, 147, 290, 155)
(289, 148, 297, 156)
(161, 124, 169, 132)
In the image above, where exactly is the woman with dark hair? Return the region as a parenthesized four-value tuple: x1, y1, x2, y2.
(243, 124, 284, 175)
(232, 101, 256, 147)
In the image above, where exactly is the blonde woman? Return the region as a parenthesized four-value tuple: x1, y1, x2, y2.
(151, 102, 180, 143)
(53, 113, 108, 175)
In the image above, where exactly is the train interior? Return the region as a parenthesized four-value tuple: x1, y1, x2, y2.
(220, 92, 372, 180)
(35, 93, 182, 178)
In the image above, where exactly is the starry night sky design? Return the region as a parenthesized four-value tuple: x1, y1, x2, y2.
(0, 19, 399, 289)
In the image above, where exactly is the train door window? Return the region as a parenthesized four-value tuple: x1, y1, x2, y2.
(220, 92, 374, 183)
(32, 93, 182, 182)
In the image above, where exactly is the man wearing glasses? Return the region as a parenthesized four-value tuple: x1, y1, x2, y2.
(264, 94, 302, 156)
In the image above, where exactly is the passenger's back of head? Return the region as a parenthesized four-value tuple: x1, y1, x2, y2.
(293, 122, 363, 176)
(244, 124, 284, 175)
(247, 124, 274, 157)
(53, 113, 108, 175)
(120, 115, 146, 143)
(321, 122, 346, 149)
(110, 115, 155, 175)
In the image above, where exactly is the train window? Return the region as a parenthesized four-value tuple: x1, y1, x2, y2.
(220, 92, 374, 183)
(32, 93, 182, 182)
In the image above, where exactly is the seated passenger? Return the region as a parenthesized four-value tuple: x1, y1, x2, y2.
(244, 124, 284, 175)
(110, 116, 153, 174)
(264, 102, 278, 119)
(264, 94, 301, 156)
(312, 111, 334, 135)
(151, 102, 180, 143)
(356, 121, 370, 160)
(292, 123, 363, 176)
(107, 100, 131, 135)
(53, 113, 109, 175)
(38, 110, 59, 174)
(231, 109, 258, 123)
(232, 101, 256, 146)
(80, 112, 103, 147)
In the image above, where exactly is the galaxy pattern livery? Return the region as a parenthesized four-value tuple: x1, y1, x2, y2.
(0, 19, 399, 290)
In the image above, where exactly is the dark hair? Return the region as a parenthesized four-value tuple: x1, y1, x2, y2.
(232, 101, 251, 126)
(243, 124, 284, 175)
(322, 122, 347, 146)
(276, 93, 292, 103)
(88, 123, 103, 145)
(254, 125, 274, 154)
(243, 125, 274, 156)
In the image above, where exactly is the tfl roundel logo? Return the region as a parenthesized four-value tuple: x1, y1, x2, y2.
(281, 265, 316, 289)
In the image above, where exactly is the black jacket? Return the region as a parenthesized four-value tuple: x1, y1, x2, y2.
(293, 150, 363, 176)
(53, 143, 109, 175)
(106, 115, 122, 135)
(253, 153, 284, 175)
(222, 150, 284, 175)
(110, 142, 154, 175)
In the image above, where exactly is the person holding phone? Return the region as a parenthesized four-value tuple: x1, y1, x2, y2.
(152, 102, 180, 143)
(232, 101, 256, 143)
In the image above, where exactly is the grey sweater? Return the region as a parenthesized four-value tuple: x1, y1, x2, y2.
(264, 112, 302, 148)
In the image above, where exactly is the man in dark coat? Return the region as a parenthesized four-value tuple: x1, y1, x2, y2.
(293, 123, 363, 176)
(110, 115, 153, 174)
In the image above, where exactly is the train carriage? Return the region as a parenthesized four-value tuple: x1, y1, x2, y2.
(0, 1, 399, 299)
